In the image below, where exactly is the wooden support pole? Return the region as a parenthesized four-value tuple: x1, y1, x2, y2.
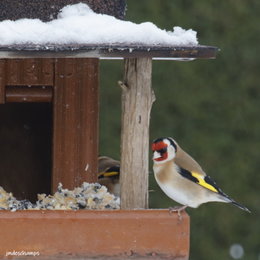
(120, 58, 155, 209)
(52, 58, 99, 192)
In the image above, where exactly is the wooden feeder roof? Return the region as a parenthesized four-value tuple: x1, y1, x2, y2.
(0, 44, 218, 59)
(0, 0, 218, 60)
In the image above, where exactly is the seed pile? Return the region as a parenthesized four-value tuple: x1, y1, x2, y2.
(0, 182, 120, 211)
(0, 186, 34, 211)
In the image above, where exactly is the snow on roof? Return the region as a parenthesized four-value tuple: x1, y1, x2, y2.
(0, 3, 198, 46)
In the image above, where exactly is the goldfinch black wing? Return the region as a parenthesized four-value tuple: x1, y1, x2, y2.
(178, 167, 223, 194)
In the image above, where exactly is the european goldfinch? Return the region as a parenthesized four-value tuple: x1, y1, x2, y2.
(98, 156, 120, 197)
(152, 137, 250, 213)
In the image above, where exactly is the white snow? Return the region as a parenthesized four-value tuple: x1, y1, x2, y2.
(0, 3, 198, 46)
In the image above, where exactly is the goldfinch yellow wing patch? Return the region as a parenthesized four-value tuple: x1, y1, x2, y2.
(98, 166, 120, 179)
(191, 172, 218, 193)
(179, 167, 223, 194)
(102, 171, 119, 177)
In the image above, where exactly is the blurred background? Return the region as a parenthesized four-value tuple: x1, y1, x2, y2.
(99, 0, 260, 259)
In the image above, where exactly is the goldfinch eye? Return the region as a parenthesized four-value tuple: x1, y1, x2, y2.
(158, 147, 167, 154)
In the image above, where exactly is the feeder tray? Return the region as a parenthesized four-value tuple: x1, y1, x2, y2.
(0, 210, 189, 259)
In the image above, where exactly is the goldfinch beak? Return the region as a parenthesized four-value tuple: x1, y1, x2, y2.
(153, 151, 161, 160)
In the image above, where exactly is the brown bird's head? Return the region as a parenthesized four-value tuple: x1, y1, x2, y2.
(152, 137, 177, 163)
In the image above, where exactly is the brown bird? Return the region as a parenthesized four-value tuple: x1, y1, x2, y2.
(98, 156, 120, 197)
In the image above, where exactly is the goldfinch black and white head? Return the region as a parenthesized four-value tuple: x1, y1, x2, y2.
(152, 137, 251, 213)
(152, 137, 177, 163)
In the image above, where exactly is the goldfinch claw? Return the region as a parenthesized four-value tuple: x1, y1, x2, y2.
(168, 205, 187, 220)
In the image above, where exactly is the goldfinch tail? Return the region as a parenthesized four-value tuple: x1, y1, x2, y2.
(231, 200, 251, 213)
(220, 193, 251, 213)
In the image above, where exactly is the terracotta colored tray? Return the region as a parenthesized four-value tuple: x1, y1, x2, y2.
(0, 209, 189, 259)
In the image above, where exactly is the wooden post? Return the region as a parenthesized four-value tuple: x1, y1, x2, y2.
(120, 58, 155, 209)
(52, 58, 99, 191)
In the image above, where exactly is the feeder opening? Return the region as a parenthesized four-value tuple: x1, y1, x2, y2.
(0, 102, 52, 202)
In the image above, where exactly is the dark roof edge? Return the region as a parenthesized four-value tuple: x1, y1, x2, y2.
(0, 0, 126, 21)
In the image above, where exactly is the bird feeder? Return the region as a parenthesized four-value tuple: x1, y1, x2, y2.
(0, 0, 218, 259)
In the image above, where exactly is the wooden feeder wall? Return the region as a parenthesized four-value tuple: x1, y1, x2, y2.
(0, 58, 99, 200)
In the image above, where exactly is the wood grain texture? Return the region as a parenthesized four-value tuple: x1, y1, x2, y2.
(120, 58, 155, 209)
(6, 59, 54, 86)
(6, 85, 53, 102)
(52, 58, 99, 191)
